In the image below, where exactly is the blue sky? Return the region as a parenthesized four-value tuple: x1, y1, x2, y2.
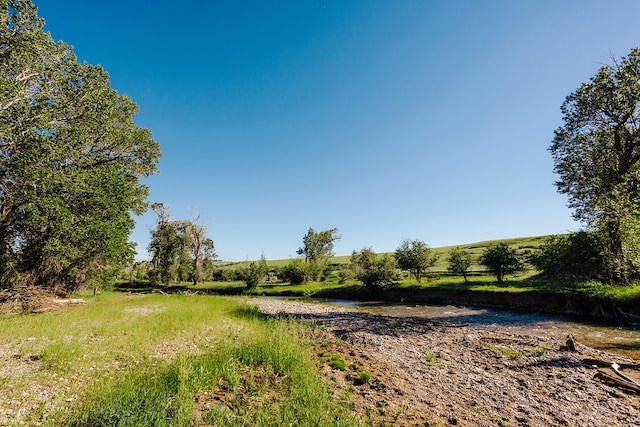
(36, 0, 640, 261)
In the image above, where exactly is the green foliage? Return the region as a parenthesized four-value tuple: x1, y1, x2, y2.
(147, 204, 216, 286)
(486, 345, 523, 358)
(336, 267, 355, 284)
(327, 354, 346, 371)
(447, 247, 473, 282)
(550, 47, 640, 283)
(241, 255, 268, 289)
(425, 350, 438, 366)
(479, 243, 523, 283)
(357, 371, 371, 384)
(0, 1, 161, 295)
(297, 227, 340, 264)
(351, 247, 399, 290)
(530, 232, 605, 281)
(280, 258, 308, 285)
(394, 239, 439, 283)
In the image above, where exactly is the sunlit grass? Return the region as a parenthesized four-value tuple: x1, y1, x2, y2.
(0, 293, 359, 426)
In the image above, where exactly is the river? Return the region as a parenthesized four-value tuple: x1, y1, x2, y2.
(290, 298, 640, 360)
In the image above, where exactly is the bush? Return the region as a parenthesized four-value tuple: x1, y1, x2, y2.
(350, 248, 399, 290)
(530, 232, 605, 281)
(240, 257, 268, 289)
(336, 268, 354, 284)
(280, 259, 308, 285)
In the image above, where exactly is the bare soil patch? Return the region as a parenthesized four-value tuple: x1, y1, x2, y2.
(251, 298, 640, 427)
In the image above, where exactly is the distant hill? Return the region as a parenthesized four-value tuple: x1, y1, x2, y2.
(261, 235, 551, 271)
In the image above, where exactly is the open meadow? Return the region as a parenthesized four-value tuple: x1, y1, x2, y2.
(0, 293, 359, 426)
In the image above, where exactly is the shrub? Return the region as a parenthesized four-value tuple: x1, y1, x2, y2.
(280, 259, 308, 285)
(530, 232, 605, 281)
(350, 248, 399, 291)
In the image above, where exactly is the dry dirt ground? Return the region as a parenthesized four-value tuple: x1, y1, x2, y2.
(250, 298, 640, 427)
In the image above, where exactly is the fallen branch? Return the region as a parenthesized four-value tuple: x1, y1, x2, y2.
(611, 363, 640, 388)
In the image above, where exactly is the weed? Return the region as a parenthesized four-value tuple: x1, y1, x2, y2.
(425, 350, 438, 366)
(486, 345, 523, 358)
(357, 371, 371, 384)
(530, 343, 550, 357)
(328, 354, 346, 371)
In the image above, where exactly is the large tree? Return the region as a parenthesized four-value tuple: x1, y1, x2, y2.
(184, 216, 216, 286)
(297, 227, 340, 263)
(550, 47, 640, 283)
(147, 204, 215, 286)
(394, 238, 439, 283)
(296, 227, 340, 280)
(0, 1, 161, 294)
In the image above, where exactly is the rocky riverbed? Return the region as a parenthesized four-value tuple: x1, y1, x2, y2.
(249, 298, 640, 427)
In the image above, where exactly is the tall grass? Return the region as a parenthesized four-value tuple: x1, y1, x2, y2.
(0, 293, 358, 426)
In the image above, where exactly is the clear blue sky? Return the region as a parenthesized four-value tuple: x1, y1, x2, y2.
(35, 0, 640, 261)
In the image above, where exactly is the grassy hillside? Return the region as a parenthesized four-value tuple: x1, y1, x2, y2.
(260, 235, 550, 271)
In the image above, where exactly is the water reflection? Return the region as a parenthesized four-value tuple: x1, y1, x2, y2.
(312, 299, 640, 361)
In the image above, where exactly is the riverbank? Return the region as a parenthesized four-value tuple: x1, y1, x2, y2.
(319, 287, 640, 324)
(250, 298, 640, 426)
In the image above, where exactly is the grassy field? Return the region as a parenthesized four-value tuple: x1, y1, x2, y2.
(0, 292, 360, 426)
(221, 235, 549, 272)
(171, 235, 640, 302)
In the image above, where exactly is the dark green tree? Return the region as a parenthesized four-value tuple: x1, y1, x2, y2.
(479, 243, 523, 283)
(280, 258, 308, 285)
(447, 247, 473, 282)
(394, 239, 439, 283)
(530, 232, 604, 281)
(350, 247, 398, 290)
(550, 47, 640, 283)
(0, 1, 161, 295)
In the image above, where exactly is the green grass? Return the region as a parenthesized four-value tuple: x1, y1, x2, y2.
(0, 292, 360, 426)
(486, 345, 524, 358)
(425, 350, 438, 366)
(150, 266, 640, 304)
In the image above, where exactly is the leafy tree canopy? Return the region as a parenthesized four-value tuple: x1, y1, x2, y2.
(479, 243, 523, 283)
(147, 204, 215, 286)
(350, 247, 398, 291)
(550, 47, 640, 283)
(297, 227, 340, 264)
(394, 238, 439, 283)
(447, 247, 473, 282)
(0, 0, 161, 294)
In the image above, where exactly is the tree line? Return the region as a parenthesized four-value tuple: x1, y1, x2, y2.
(142, 220, 528, 290)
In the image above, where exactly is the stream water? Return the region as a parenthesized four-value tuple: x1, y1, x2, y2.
(296, 298, 640, 361)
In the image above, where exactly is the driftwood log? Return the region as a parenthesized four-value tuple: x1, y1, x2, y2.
(567, 334, 640, 395)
